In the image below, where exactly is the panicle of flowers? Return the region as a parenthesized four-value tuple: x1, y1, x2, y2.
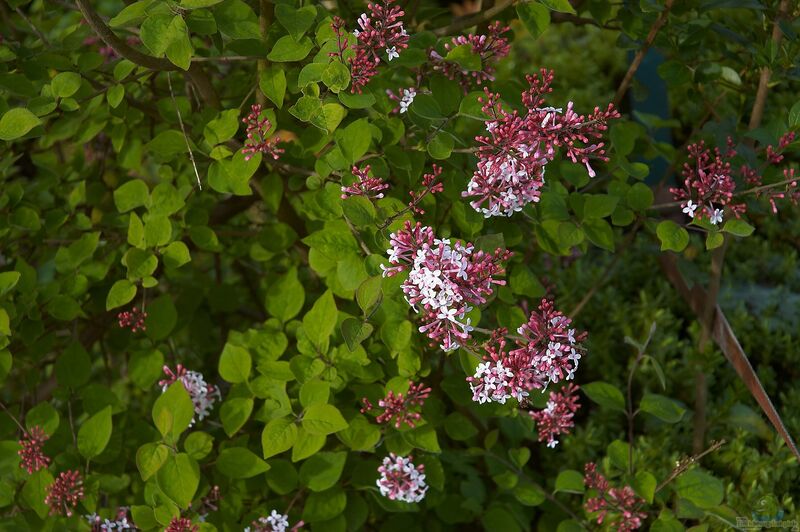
(165, 517, 198, 532)
(86, 507, 134, 531)
(361, 381, 431, 428)
(245, 510, 304, 532)
(386, 87, 417, 114)
(242, 104, 284, 161)
(382, 221, 511, 351)
(333, 0, 409, 93)
(45, 470, 84, 517)
(755, 168, 800, 214)
(529, 383, 581, 448)
(117, 306, 147, 332)
(159, 364, 221, 423)
(341, 165, 390, 199)
(407, 164, 445, 215)
(464, 69, 619, 217)
(670, 140, 744, 225)
(765, 131, 795, 165)
(466, 299, 586, 405)
(429, 22, 511, 90)
(584, 463, 646, 532)
(377, 454, 428, 503)
(18, 425, 50, 474)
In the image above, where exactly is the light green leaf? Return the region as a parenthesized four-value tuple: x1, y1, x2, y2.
(156, 453, 199, 509)
(267, 35, 314, 62)
(303, 403, 348, 436)
(216, 447, 270, 478)
(582, 381, 625, 411)
(656, 220, 689, 252)
(516, 2, 550, 38)
(106, 279, 137, 310)
(136, 442, 169, 481)
(52, 72, 82, 98)
(554, 469, 585, 493)
(640, 393, 685, 423)
(302, 290, 337, 349)
(218, 343, 251, 383)
(262, 417, 298, 458)
(299, 451, 346, 492)
(77, 405, 113, 459)
(0, 108, 41, 141)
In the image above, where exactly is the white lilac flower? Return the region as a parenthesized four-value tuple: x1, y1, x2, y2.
(386, 46, 399, 61)
(377, 454, 428, 503)
(710, 208, 723, 225)
(682, 200, 698, 218)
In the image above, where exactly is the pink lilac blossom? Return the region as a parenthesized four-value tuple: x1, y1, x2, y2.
(584, 463, 646, 531)
(331, 0, 409, 93)
(464, 69, 619, 217)
(117, 306, 147, 332)
(429, 21, 511, 90)
(529, 383, 581, 448)
(85, 507, 134, 530)
(386, 87, 417, 114)
(45, 470, 84, 517)
(242, 104, 284, 161)
(382, 221, 511, 351)
(670, 140, 744, 225)
(377, 454, 428, 503)
(18, 425, 50, 474)
(245, 510, 304, 532)
(341, 164, 390, 199)
(165, 517, 198, 532)
(466, 299, 587, 405)
(159, 364, 221, 423)
(361, 381, 431, 428)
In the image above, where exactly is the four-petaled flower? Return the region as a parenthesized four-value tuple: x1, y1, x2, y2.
(681, 200, 697, 218)
(377, 454, 428, 503)
(386, 46, 399, 61)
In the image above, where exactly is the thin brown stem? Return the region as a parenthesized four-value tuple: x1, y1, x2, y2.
(747, 0, 790, 131)
(14, 6, 50, 46)
(612, 0, 674, 107)
(0, 401, 26, 433)
(654, 439, 726, 493)
(167, 72, 203, 190)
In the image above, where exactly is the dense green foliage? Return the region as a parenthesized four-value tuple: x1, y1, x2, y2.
(0, 0, 799, 530)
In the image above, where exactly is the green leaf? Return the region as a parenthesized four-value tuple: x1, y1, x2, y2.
(675, 470, 724, 508)
(706, 231, 724, 250)
(218, 343, 251, 383)
(640, 393, 685, 423)
(109, 0, 154, 27)
(265, 267, 305, 322)
(203, 109, 239, 145)
(428, 132, 454, 159)
(582, 218, 615, 251)
(165, 16, 193, 70)
(52, 72, 82, 98)
(106, 279, 137, 310)
(162, 241, 191, 269)
(0, 271, 21, 297)
(184, 431, 214, 460)
(539, 0, 577, 14)
(260, 65, 287, 108)
(144, 295, 177, 341)
(722, 219, 754, 237)
(515, 482, 546, 506)
(25, 402, 60, 435)
(322, 61, 351, 93)
(403, 424, 441, 452)
(626, 183, 654, 211)
(583, 194, 619, 219)
(262, 417, 298, 459)
(656, 220, 689, 252)
(300, 380, 330, 408)
(342, 195, 376, 226)
(275, 4, 317, 41)
(554, 469, 585, 494)
(267, 35, 314, 62)
(182, 0, 223, 8)
(445, 44, 481, 71)
(338, 416, 380, 451)
(291, 428, 326, 461)
(789, 100, 800, 127)
(136, 442, 169, 481)
(582, 381, 625, 411)
(341, 318, 374, 351)
(509, 266, 545, 298)
(156, 453, 199, 509)
(214, 0, 261, 39)
(337, 119, 372, 164)
(114, 180, 150, 212)
(216, 447, 270, 478)
(303, 403, 348, 435)
(220, 397, 253, 436)
(302, 487, 347, 522)
(77, 405, 113, 459)
(516, 2, 550, 38)
(152, 382, 195, 441)
(356, 276, 382, 316)
(299, 451, 347, 491)
(21, 469, 53, 519)
(634, 471, 657, 503)
(0, 108, 41, 141)
(302, 290, 337, 349)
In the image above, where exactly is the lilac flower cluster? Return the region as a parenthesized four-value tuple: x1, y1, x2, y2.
(383, 221, 511, 351)
(467, 299, 586, 405)
(45, 470, 84, 517)
(18, 425, 50, 474)
(464, 70, 619, 217)
(429, 22, 511, 90)
(245, 510, 304, 532)
(584, 463, 646, 531)
(529, 383, 581, 448)
(242, 104, 284, 161)
(85, 507, 134, 531)
(376, 453, 428, 503)
(341, 164, 390, 199)
(361, 381, 431, 428)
